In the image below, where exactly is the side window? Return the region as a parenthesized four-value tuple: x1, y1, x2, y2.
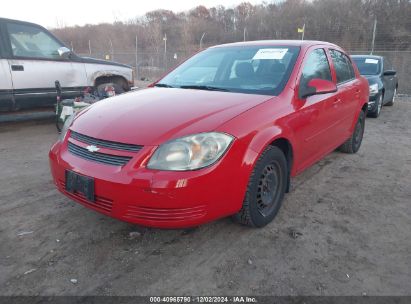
(300, 48, 332, 88)
(6, 22, 63, 60)
(330, 50, 355, 83)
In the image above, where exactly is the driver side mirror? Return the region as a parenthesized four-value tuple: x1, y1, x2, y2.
(300, 78, 337, 98)
(58, 47, 72, 59)
(383, 70, 396, 76)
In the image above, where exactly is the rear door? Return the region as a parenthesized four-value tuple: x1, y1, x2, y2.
(293, 47, 340, 171)
(4, 21, 87, 110)
(328, 49, 360, 140)
(0, 22, 14, 111)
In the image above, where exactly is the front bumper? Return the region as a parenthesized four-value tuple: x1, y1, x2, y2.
(49, 133, 253, 228)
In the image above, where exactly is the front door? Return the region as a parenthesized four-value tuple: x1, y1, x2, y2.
(5, 21, 87, 110)
(381, 58, 396, 102)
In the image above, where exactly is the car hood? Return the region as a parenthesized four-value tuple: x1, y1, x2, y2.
(362, 75, 380, 84)
(79, 56, 132, 69)
(71, 88, 272, 146)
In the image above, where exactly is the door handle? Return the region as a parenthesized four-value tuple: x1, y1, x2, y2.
(11, 65, 24, 71)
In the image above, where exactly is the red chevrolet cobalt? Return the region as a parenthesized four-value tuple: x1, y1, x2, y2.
(49, 40, 368, 228)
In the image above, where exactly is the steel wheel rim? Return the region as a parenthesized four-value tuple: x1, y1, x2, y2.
(377, 95, 382, 114)
(353, 116, 364, 149)
(256, 161, 282, 217)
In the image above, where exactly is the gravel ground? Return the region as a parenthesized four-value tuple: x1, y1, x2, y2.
(0, 97, 410, 296)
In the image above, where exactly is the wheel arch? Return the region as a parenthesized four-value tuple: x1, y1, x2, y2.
(269, 138, 293, 193)
(94, 74, 130, 91)
(361, 102, 368, 114)
(247, 127, 295, 193)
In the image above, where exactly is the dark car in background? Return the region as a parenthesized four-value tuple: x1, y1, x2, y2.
(351, 55, 398, 118)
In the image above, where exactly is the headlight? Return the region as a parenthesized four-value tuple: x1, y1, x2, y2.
(58, 114, 75, 141)
(369, 83, 379, 95)
(147, 132, 234, 171)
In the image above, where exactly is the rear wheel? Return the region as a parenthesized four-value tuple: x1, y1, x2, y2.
(338, 110, 365, 154)
(385, 87, 397, 106)
(232, 146, 287, 228)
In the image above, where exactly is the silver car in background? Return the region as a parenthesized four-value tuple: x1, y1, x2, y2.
(0, 18, 134, 112)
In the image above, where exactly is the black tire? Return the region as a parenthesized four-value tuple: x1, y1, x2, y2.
(338, 110, 365, 154)
(385, 87, 397, 106)
(368, 93, 383, 118)
(97, 82, 125, 98)
(232, 146, 287, 228)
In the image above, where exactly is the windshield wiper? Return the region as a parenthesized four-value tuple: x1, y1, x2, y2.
(180, 85, 229, 92)
(154, 83, 174, 88)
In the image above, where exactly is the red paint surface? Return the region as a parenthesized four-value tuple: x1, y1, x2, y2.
(49, 40, 368, 228)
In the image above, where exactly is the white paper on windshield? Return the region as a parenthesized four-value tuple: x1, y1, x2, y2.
(253, 48, 288, 60)
(365, 58, 379, 64)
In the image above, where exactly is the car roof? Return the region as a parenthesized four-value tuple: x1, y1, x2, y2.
(211, 40, 342, 50)
(351, 54, 383, 60)
(0, 17, 45, 28)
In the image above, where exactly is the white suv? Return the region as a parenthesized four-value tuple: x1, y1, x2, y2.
(0, 18, 134, 112)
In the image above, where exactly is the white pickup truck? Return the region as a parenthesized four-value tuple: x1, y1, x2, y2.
(0, 18, 134, 112)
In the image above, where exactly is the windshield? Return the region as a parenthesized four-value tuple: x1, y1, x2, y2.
(352, 57, 381, 75)
(157, 46, 300, 96)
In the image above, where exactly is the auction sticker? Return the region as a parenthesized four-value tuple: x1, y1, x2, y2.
(253, 48, 288, 60)
(365, 58, 379, 64)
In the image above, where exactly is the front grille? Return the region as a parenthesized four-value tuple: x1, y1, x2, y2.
(68, 142, 132, 166)
(124, 205, 207, 221)
(70, 131, 143, 152)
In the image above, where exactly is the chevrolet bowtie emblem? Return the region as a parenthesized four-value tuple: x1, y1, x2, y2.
(86, 145, 100, 153)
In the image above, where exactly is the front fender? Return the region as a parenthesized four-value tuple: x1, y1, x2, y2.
(242, 123, 297, 176)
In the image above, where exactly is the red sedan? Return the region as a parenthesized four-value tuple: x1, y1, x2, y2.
(49, 40, 368, 228)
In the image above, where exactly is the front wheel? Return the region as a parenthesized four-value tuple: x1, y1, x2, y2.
(97, 82, 125, 98)
(385, 87, 397, 106)
(338, 110, 365, 154)
(368, 93, 382, 118)
(232, 146, 287, 228)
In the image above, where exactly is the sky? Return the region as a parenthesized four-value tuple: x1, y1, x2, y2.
(2, 0, 266, 28)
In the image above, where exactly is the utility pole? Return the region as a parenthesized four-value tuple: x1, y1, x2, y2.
(109, 39, 114, 61)
(163, 33, 167, 70)
(200, 32, 206, 50)
(70, 41, 74, 52)
(136, 35, 138, 78)
(371, 18, 377, 55)
(243, 27, 247, 41)
(301, 23, 305, 41)
(163, 33, 167, 55)
(88, 40, 91, 55)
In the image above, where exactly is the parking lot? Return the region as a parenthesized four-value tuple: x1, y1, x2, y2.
(0, 97, 410, 296)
